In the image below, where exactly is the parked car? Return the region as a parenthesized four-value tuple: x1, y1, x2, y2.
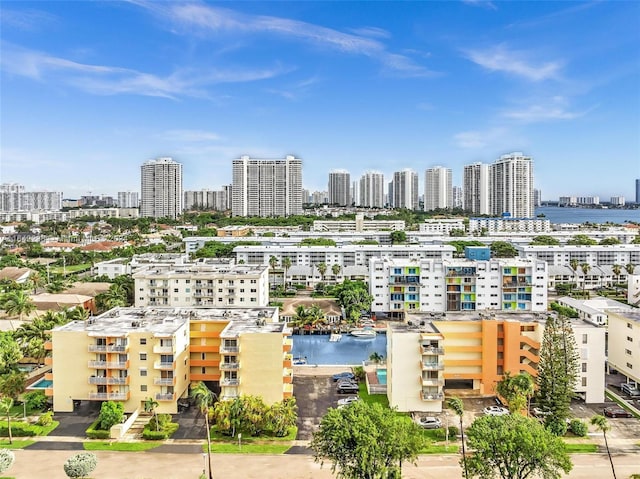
(417, 416, 442, 429)
(532, 407, 552, 418)
(620, 383, 640, 397)
(337, 396, 360, 406)
(483, 406, 510, 416)
(603, 406, 633, 418)
(336, 382, 359, 394)
(332, 372, 356, 382)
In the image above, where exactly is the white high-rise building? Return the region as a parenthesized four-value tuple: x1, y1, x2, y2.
(391, 169, 419, 210)
(0, 183, 63, 212)
(463, 163, 490, 215)
(452, 186, 463, 209)
(490, 152, 534, 218)
(424, 166, 452, 211)
(140, 157, 183, 219)
(184, 189, 230, 211)
(117, 191, 139, 209)
(328, 170, 351, 206)
(232, 155, 302, 217)
(358, 171, 385, 208)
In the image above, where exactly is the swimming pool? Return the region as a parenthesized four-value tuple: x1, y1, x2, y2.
(292, 333, 386, 365)
(376, 369, 387, 385)
(28, 378, 53, 389)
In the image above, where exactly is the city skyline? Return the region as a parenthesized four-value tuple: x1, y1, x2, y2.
(1, 1, 639, 199)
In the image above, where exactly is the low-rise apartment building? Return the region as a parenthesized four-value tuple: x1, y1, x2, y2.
(418, 218, 466, 235)
(49, 307, 292, 413)
(370, 257, 548, 319)
(516, 244, 640, 266)
(608, 309, 640, 386)
(469, 217, 551, 234)
(133, 262, 269, 308)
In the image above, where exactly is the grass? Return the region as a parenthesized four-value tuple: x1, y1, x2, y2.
(358, 383, 389, 408)
(0, 439, 35, 449)
(49, 263, 91, 275)
(563, 443, 598, 453)
(204, 442, 291, 454)
(421, 444, 459, 454)
(30, 420, 59, 436)
(209, 427, 297, 442)
(83, 441, 162, 452)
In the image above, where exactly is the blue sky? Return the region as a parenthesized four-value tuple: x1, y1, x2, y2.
(1, 1, 639, 201)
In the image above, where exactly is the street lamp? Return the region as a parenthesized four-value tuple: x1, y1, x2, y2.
(202, 453, 207, 478)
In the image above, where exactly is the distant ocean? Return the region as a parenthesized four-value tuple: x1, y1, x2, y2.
(535, 207, 640, 225)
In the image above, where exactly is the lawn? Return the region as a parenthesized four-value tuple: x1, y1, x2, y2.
(421, 444, 459, 454)
(563, 443, 598, 453)
(83, 441, 162, 452)
(204, 443, 292, 454)
(358, 383, 389, 408)
(209, 427, 297, 442)
(49, 263, 91, 275)
(0, 440, 35, 449)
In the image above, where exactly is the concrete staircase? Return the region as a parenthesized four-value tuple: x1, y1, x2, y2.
(122, 414, 151, 440)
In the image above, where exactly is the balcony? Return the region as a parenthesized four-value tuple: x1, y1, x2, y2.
(220, 378, 240, 386)
(88, 392, 130, 401)
(154, 361, 176, 370)
(219, 345, 239, 354)
(421, 362, 444, 371)
(154, 377, 176, 386)
(421, 392, 444, 401)
(421, 378, 445, 387)
(421, 347, 444, 355)
(153, 344, 174, 354)
(88, 344, 128, 353)
(88, 376, 129, 385)
(220, 362, 239, 370)
(155, 393, 176, 401)
(389, 275, 420, 285)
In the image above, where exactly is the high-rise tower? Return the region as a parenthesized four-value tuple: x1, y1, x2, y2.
(391, 169, 419, 210)
(358, 171, 385, 208)
(328, 170, 351, 206)
(490, 152, 534, 218)
(140, 157, 183, 219)
(424, 166, 452, 211)
(463, 163, 490, 215)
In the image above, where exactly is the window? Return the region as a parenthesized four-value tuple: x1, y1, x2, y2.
(140, 338, 147, 345)
(627, 336, 633, 342)
(140, 353, 147, 360)
(627, 363, 633, 369)
(582, 363, 587, 373)
(581, 377, 587, 387)
(185, 280, 190, 284)
(628, 323, 633, 329)
(141, 385, 147, 392)
(582, 334, 588, 344)
(626, 349, 632, 356)
(173, 288, 179, 293)
(140, 369, 147, 377)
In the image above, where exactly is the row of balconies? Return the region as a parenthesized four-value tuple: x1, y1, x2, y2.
(89, 392, 129, 401)
(88, 344, 128, 353)
(88, 361, 129, 369)
(219, 345, 239, 354)
(220, 362, 239, 370)
(88, 376, 129, 385)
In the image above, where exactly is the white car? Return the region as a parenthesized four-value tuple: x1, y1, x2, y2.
(417, 417, 442, 429)
(337, 396, 360, 406)
(483, 406, 510, 416)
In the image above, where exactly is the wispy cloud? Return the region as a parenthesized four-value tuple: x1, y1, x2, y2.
(0, 8, 58, 31)
(465, 45, 562, 81)
(132, 1, 436, 78)
(453, 127, 523, 150)
(502, 97, 593, 122)
(348, 26, 392, 39)
(267, 76, 321, 100)
(0, 42, 287, 99)
(462, 0, 498, 11)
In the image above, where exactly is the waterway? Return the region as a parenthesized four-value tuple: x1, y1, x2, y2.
(535, 207, 640, 225)
(292, 333, 387, 365)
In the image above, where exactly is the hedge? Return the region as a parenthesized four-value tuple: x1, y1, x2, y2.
(85, 419, 110, 440)
(0, 422, 36, 437)
(142, 422, 178, 440)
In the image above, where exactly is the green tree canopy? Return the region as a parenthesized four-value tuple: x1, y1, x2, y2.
(0, 332, 23, 374)
(389, 230, 407, 244)
(97, 401, 124, 431)
(530, 235, 560, 246)
(495, 372, 534, 414)
(490, 241, 518, 258)
(599, 237, 620, 245)
(567, 234, 597, 246)
(465, 414, 572, 479)
(310, 401, 425, 479)
(299, 238, 337, 247)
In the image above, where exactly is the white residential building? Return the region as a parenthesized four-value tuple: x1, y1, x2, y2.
(424, 167, 452, 211)
(490, 152, 534, 218)
(608, 309, 640, 386)
(419, 218, 465, 235)
(328, 170, 351, 207)
(463, 163, 490, 215)
(117, 191, 139, 209)
(133, 262, 269, 308)
(610, 196, 625, 206)
(232, 155, 302, 217)
(369, 257, 548, 319)
(140, 157, 183, 219)
(0, 183, 63, 212)
(391, 169, 419, 210)
(184, 188, 231, 211)
(468, 217, 551, 234)
(359, 171, 385, 208)
(313, 214, 404, 232)
(516, 244, 640, 267)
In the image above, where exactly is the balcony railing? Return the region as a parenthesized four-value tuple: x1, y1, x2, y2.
(421, 392, 444, 401)
(155, 393, 176, 401)
(89, 392, 129, 401)
(421, 378, 445, 386)
(220, 345, 239, 354)
(88, 377, 128, 385)
(154, 377, 176, 386)
(221, 379, 240, 386)
(88, 344, 128, 353)
(154, 361, 175, 370)
(220, 362, 239, 370)
(153, 345, 174, 354)
(421, 347, 444, 355)
(88, 360, 129, 369)
(421, 362, 444, 370)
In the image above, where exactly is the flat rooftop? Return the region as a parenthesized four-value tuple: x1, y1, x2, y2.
(133, 263, 267, 277)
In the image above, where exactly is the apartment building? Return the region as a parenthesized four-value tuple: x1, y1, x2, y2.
(369, 257, 548, 319)
(117, 191, 139, 209)
(0, 183, 63, 212)
(516, 244, 640, 266)
(313, 214, 404, 232)
(424, 167, 452, 211)
(468, 217, 551, 234)
(418, 218, 465, 235)
(390, 169, 419, 210)
(140, 157, 183, 219)
(359, 171, 385, 208)
(49, 307, 293, 413)
(386, 312, 604, 413)
(232, 155, 303, 217)
(184, 188, 231, 211)
(490, 152, 534, 218)
(608, 309, 640, 387)
(328, 170, 351, 206)
(463, 163, 490, 215)
(133, 262, 269, 308)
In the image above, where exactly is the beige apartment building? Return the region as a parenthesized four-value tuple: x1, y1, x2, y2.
(133, 262, 269, 308)
(607, 309, 640, 387)
(386, 311, 605, 413)
(48, 307, 292, 413)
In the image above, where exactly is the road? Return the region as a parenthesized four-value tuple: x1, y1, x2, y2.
(7, 450, 640, 479)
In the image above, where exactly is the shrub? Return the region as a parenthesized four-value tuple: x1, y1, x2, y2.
(142, 420, 178, 440)
(63, 452, 97, 478)
(0, 422, 36, 437)
(569, 419, 588, 437)
(85, 419, 110, 439)
(23, 390, 48, 411)
(37, 411, 54, 427)
(546, 418, 568, 437)
(447, 425, 459, 438)
(352, 366, 365, 382)
(0, 449, 15, 474)
(147, 413, 172, 431)
(97, 401, 124, 431)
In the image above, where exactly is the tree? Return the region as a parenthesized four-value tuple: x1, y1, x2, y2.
(567, 234, 597, 246)
(447, 397, 468, 479)
(63, 452, 97, 479)
(98, 401, 124, 431)
(331, 263, 341, 279)
(580, 262, 591, 295)
(0, 397, 14, 445)
(191, 382, 216, 479)
(282, 257, 292, 287)
(268, 255, 279, 288)
(611, 264, 622, 283)
(2, 290, 36, 321)
(0, 449, 15, 475)
(569, 258, 579, 294)
(311, 401, 425, 479)
(495, 372, 534, 414)
(0, 371, 26, 401)
(464, 414, 572, 479)
(390, 230, 407, 244)
(490, 241, 518, 258)
(0, 332, 23, 374)
(530, 235, 560, 246)
(536, 315, 579, 433)
(144, 397, 160, 432)
(625, 263, 635, 275)
(14, 311, 69, 363)
(317, 262, 327, 283)
(591, 414, 616, 479)
(599, 237, 620, 245)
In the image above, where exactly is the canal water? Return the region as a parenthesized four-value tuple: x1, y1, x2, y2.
(292, 333, 387, 365)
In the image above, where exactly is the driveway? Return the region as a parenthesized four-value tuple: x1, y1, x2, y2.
(171, 404, 206, 440)
(51, 400, 100, 437)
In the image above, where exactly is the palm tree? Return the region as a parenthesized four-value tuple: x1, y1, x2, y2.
(191, 382, 217, 479)
(447, 397, 468, 479)
(268, 256, 279, 289)
(282, 257, 292, 288)
(569, 258, 579, 294)
(317, 262, 327, 284)
(2, 290, 36, 325)
(591, 414, 616, 479)
(144, 397, 160, 432)
(331, 264, 341, 282)
(611, 264, 622, 286)
(0, 397, 14, 444)
(580, 263, 591, 296)
(625, 263, 635, 276)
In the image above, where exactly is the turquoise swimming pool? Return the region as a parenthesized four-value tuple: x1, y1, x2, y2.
(376, 369, 387, 385)
(28, 378, 53, 389)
